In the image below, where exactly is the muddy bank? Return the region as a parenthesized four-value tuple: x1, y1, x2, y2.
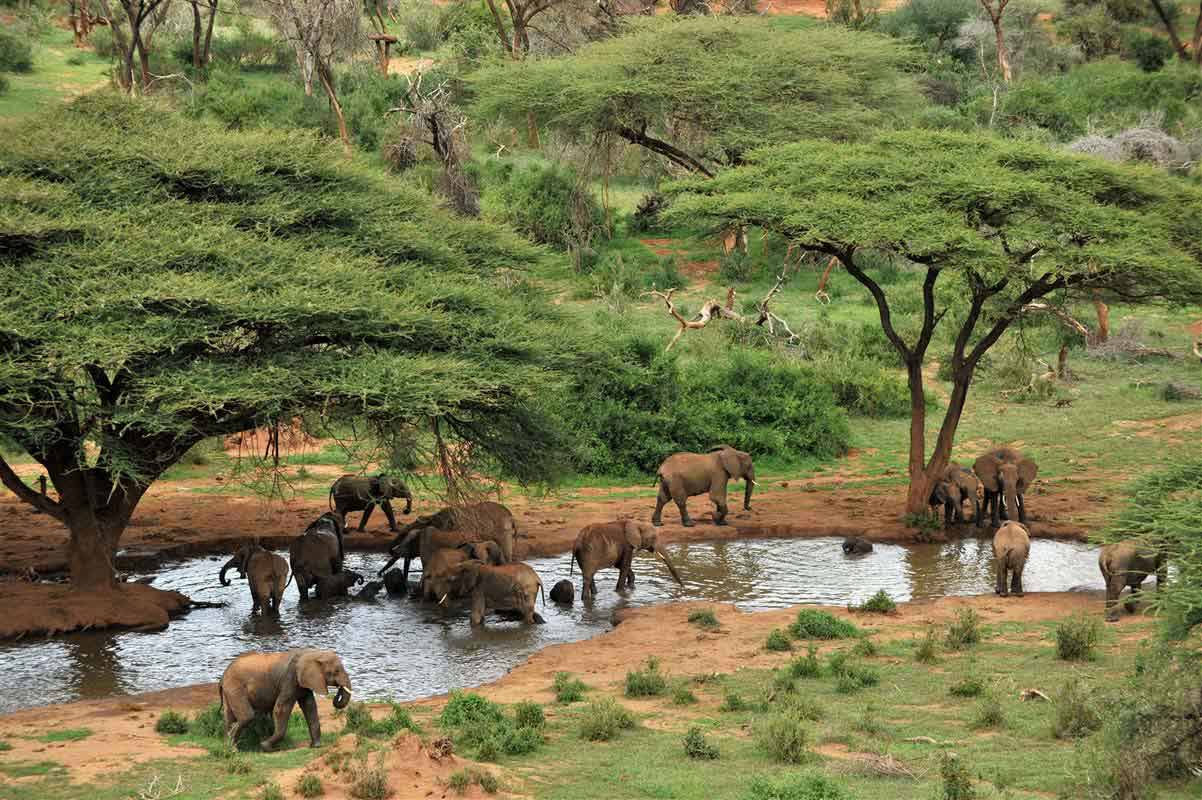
(0, 583, 192, 640)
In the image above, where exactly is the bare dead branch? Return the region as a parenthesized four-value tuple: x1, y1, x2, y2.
(1193, 338, 1202, 363)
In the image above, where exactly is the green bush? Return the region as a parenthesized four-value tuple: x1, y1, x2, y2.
(625, 656, 668, 697)
(396, 0, 443, 50)
(343, 701, 419, 738)
(0, 27, 34, 73)
(481, 161, 602, 250)
(155, 710, 190, 735)
(440, 691, 541, 758)
(856, 590, 897, 614)
(720, 692, 749, 712)
(1052, 678, 1102, 739)
(973, 691, 1005, 728)
(812, 355, 911, 418)
(553, 671, 586, 704)
(915, 627, 940, 663)
(448, 770, 470, 794)
(790, 646, 823, 678)
(191, 703, 225, 738)
(790, 610, 859, 640)
(296, 773, 325, 797)
(878, 0, 977, 54)
(0, 740, 11, 751)
(834, 664, 880, 694)
(851, 638, 879, 657)
(743, 773, 851, 800)
(348, 762, 391, 799)
(758, 711, 810, 764)
(781, 694, 826, 722)
(945, 608, 982, 650)
(1055, 615, 1101, 661)
(683, 726, 720, 759)
(1124, 28, 1174, 72)
(578, 697, 636, 741)
(766, 628, 793, 652)
(440, 691, 504, 728)
(688, 609, 720, 629)
(939, 752, 976, 800)
(1056, 7, 1123, 61)
(337, 66, 411, 151)
(260, 782, 284, 800)
(513, 701, 545, 730)
(190, 68, 328, 133)
(672, 683, 698, 705)
(949, 676, 984, 697)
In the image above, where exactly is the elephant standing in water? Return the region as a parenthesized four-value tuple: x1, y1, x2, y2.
(929, 463, 981, 526)
(974, 448, 1038, 527)
(290, 512, 345, 600)
(652, 445, 755, 527)
(992, 521, 1030, 597)
(314, 569, 365, 599)
(329, 474, 412, 532)
(219, 649, 351, 750)
(219, 543, 290, 614)
(572, 519, 683, 603)
(1099, 541, 1166, 620)
(842, 537, 873, 554)
(379, 501, 518, 583)
(427, 560, 546, 626)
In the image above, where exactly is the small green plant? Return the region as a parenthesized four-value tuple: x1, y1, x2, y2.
(835, 664, 880, 695)
(192, 703, 225, 738)
(260, 782, 285, 800)
(0, 740, 11, 752)
(949, 676, 984, 698)
(448, 767, 497, 794)
(1055, 614, 1101, 661)
(826, 651, 849, 676)
(440, 691, 503, 728)
(513, 701, 545, 729)
(579, 697, 636, 741)
(790, 610, 859, 639)
(553, 671, 586, 703)
(348, 761, 392, 799)
(683, 726, 720, 759)
(38, 728, 92, 742)
(772, 670, 797, 695)
(478, 770, 499, 794)
(915, 627, 940, 663)
(720, 691, 749, 712)
(766, 628, 793, 652)
(1051, 678, 1102, 739)
(688, 608, 720, 629)
(296, 773, 325, 797)
(672, 682, 698, 705)
(759, 711, 810, 764)
(973, 692, 1005, 729)
(789, 645, 823, 678)
(939, 751, 977, 800)
(343, 701, 419, 738)
(856, 590, 897, 614)
(625, 656, 668, 697)
(155, 710, 190, 735)
(851, 637, 878, 658)
(744, 773, 850, 799)
(448, 770, 470, 793)
(225, 751, 252, 775)
(904, 511, 941, 536)
(945, 608, 982, 650)
(853, 703, 887, 736)
(781, 694, 826, 721)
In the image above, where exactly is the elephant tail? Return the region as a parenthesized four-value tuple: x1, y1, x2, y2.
(538, 578, 546, 608)
(218, 680, 224, 713)
(568, 549, 576, 576)
(328, 483, 336, 511)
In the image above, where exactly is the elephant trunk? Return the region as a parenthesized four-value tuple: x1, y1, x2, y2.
(1004, 485, 1019, 522)
(743, 466, 755, 511)
(219, 556, 239, 587)
(656, 546, 683, 586)
(333, 686, 351, 709)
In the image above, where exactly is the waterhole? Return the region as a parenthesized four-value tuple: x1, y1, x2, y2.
(2, 536, 1104, 714)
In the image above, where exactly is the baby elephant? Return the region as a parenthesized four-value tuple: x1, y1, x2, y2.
(218, 543, 290, 614)
(549, 579, 574, 605)
(1099, 540, 1166, 621)
(992, 521, 1030, 597)
(314, 569, 365, 599)
(219, 649, 351, 750)
(842, 537, 873, 555)
(354, 580, 384, 600)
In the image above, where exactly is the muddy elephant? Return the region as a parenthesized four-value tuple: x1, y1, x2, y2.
(329, 474, 412, 532)
(974, 448, 1038, 528)
(314, 569, 365, 599)
(1099, 540, 1166, 621)
(429, 561, 546, 626)
(652, 445, 755, 527)
(219, 649, 351, 750)
(842, 536, 873, 554)
(929, 463, 981, 526)
(992, 521, 1030, 597)
(290, 512, 345, 600)
(417, 541, 505, 600)
(354, 580, 384, 600)
(382, 568, 409, 596)
(219, 543, 290, 614)
(550, 579, 574, 605)
(379, 501, 517, 582)
(571, 519, 683, 603)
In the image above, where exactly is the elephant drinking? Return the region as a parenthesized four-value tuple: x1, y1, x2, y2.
(974, 447, 1038, 527)
(571, 519, 682, 603)
(219, 543, 290, 615)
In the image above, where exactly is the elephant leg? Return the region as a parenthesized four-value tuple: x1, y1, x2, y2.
(262, 698, 295, 751)
(296, 576, 309, 601)
(675, 494, 694, 527)
(357, 504, 374, 532)
(652, 484, 669, 527)
(401, 557, 410, 587)
(250, 587, 261, 615)
(223, 692, 253, 748)
(616, 553, 633, 592)
(995, 563, 1008, 597)
(1104, 574, 1124, 620)
(298, 691, 322, 748)
(470, 591, 486, 626)
(991, 493, 1001, 528)
(1124, 581, 1140, 613)
(943, 500, 954, 528)
(1011, 563, 1025, 597)
(971, 497, 981, 526)
(1017, 493, 1028, 524)
(380, 500, 398, 532)
(709, 483, 729, 526)
(581, 569, 594, 603)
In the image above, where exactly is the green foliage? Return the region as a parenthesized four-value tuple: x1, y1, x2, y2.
(448, 770, 470, 793)
(180, 18, 293, 71)
(949, 676, 984, 697)
(191, 703, 225, 739)
(1055, 615, 1101, 661)
(744, 773, 851, 800)
(578, 697, 636, 741)
(939, 752, 977, 800)
(832, 662, 880, 694)
(880, 0, 978, 53)
(481, 160, 602, 250)
(296, 773, 325, 797)
(0, 74, 8, 98)
(811, 355, 911, 417)
(1124, 29, 1174, 72)
(688, 608, 720, 629)
(396, 0, 443, 51)
(342, 702, 419, 738)
(348, 762, 391, 799)
(0, 740, 10, 752)
(758, 709, 811, 764)
(37, 728, 91, 742)
(765, 628, 793, 652)
(915, 627, 940, 663)
(683, 726, 720, 760)
(789, 646, 823, 678)
(781, 694, 826, 722)
(260, 782, 284, 800)
(672, 683, 698, 705)
(553, 672, 587, 704)
(1052, 678, 1102, 739)
(440, 691, 503, 728)
(625, 656, 668, 697)
(336, 66, 411, 151)
(0, 27, 34, 73)
(945, 608, 982, 650)
(155, 710, 190, 735)
(720, 692, 749, 712)
(851, 637, 879, 658)
(789, 610, 859, 640)
(1056, 7, 1123, 61)
(188, 68, 329, 132)
(856, 590, 897, 614)
(973, 691, 1005, 728)
(439, 691, 540, 758)
(512, 701, 545, 730)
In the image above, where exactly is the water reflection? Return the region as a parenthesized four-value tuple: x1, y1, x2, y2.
(1, 537, 1104, 714)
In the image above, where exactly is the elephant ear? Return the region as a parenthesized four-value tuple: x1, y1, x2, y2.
(296, 651, 331, 696)
(621, 520, 641, 549)
(973, 455, 1001, 492)
(1017, 459, 1038, 489)
(716, 448, 743, 479)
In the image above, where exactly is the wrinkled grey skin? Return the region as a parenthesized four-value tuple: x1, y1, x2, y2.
(313, 569, 365, 599)
(549, 579, 574, 605)
(929, 463, 982, 526)
(841, 537, 873, 555)
(329, 474, 412, 532)
(379, 501, 518, 582)
(289, 513, 345, 600)
(974, 448, 1038, 528)
(219, 649, 351, 750)
(429, 561, 546, 626)
(653, 445, 755, 527)
(1099, 541, 1166, 621)
(992, 522, 1030, 597)
(571, 519, 683, 603)
(219, 544, 290, 614)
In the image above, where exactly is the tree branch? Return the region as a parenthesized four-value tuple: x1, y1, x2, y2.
(837, 247, 911, 362)
(615, 125, 714, 177)
(0, 454, 65, 521)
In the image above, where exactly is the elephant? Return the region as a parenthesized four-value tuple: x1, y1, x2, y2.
(549, 579, 574, 605)
(652, 445, 755, 527)
(219, 543, 290, 614)
(354, 580, 384, 600)
(571, 519, 683, 603)
(929, 463, 981, 526)
(314, 569, 365, 599)
(974, 448, 1038, 528)
(329, 474, 412, 532)
(289, 513, 345, 600)
(1099, 541, 1166, 621)
(219, 649, 351, 751)
(992, 521, 1030, 597)
(429, 560, 546, 626)
(841, 537, 873, 555)
(417, 541, 505, 600)
(379, 501, 518, 582)
(382, 568, 409, 596)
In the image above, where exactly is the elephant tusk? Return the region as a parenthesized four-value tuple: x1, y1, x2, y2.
(439, 594, 448, 605)
(751, 480, 759, 486)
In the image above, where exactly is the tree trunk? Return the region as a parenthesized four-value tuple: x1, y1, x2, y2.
(1148, 0, 1189, 61)
(202, 0, 218, 73)
(903, 358, 931, 514)
(190, 0, 203, 72)
(317, 61, 352, 155)
(66, 511, 120, 591)
(1092, 293, 1109, 343)
(1058, 344, 1069, 379)
(1193, 8, 1202, 66)
(993, 18, 1011, 82)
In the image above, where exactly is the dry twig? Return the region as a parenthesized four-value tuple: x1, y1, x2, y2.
(642, 271, 798, 351)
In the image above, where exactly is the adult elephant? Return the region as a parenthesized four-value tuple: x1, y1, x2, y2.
(929, 463, 982, 526)
(219, 543, 290, 614)
(1099, 540, 1166, 621)
(428, 561, 546, 626)
(652, 445, 755, 527)
(379, 501, 518, 581)
(329, 474, 412, 532)
(219, 649, 351, 750)
(571, 519, 683, 603)
(992, 521, 1030, 597)
(416, 540, 505, 600)
(974, 447, 1038, 528)
(290, 512, 345, 600)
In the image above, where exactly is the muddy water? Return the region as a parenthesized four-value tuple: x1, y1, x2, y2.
(1, 537, 1104, 714)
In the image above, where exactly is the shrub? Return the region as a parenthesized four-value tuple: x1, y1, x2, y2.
(296, 773, 324, 797)
(944, 608, 981, 650)
(343, 702, 419, 738)
(759, 711, 810, 764)
(688, 609, 720, 629)
(834, 664, 880, 694)
(579, 697, 636, 741)
(440, 691, 541, 758)
(0, 27, 34, 73)
(811, 355, 911, 418)
(440, 692, 504, 728)
(0, 74, 8, 97)
(826, 651, 849, 677)
(477, 770, 499, 794)
(630, 192, 668, 233)
(1124, 28, 1174, 72)
(348, 762, 392, 799)
(155, 710, 190, 735)
(190, 68, 327, 133)
(949, 676, 984, 698)
(553, 672, 586, 703)
(380, 126, 419, 174)
(224, 750, 252, 774)
(781, 694, 826, 722)
(448, 770, 470, 794)
(337, 66, 412, 151)
(191, 703, 225, 738)
(625, 656, 668, 697)
(790, 646, 823, 678)
(744, 773, 851, 800)
(939, 752, 976, 800)
(915, 628, 939, 663)
(0, 740, 11, 751)
(766, 629, 793, 652)
(1055, 615, 1101, 661)
(481, 161, 602, 250)
(513, 701, 544, 730)
(261, 783, 284, 800)
(1052, 678, 1102, 739)
(856, 590, 897, 614)
(683, 726, 720, 759)
(973, 692, 1005, 728)
(851, 638, 879, 658)
(854, 703, 887, 735)
(720, 692, 749, 712)
(672, 683, 698, 705)
(790, 610, 859, 640)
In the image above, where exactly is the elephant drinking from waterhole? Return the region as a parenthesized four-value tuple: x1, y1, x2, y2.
(929, 463, 982, 527)
(571, 519, 683, 603)
(329, 474, 412, 532)
(289, 512, 345, 600)
(427, 560, 546, 626)
(219, 543, 290, 614)
(992, 521, 1030, 597)
(378, 501, 518, 583)
(974, 448, 1038, 528)
(652, 445, 755, 527)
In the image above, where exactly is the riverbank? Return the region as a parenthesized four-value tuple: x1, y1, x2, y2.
(3, 591, 1190, 800)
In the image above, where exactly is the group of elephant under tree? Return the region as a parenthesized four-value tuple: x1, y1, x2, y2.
(926, 447, 1038, 529)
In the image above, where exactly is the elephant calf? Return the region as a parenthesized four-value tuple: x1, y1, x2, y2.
(842, 537, 873, 555)
(572, 519, 683, 603)
(219, 544, 289, 615)
(992, 521, 1030, 597)
(219, 649, 351, 750)
(550, 579, 574, 605)
(419, 541, 504, 600)
(329, 473, 412, 532)
(1099, 540, 1166, 621)
(314, 569, 365, 599)
(929, 463, 981, 527)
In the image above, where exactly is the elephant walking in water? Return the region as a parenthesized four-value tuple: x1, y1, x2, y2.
(974, 448, 1038, 527)
(427, 560, 546, 626)
(571, 519, 683, 603)
(652, 445, 755, 527)
(378, 501, 518, 584)
(329, 474, 412, 532)
(1099, 541, 1166, 620)
(219, 543, 290, 614)
(290, 512, 345, 600)
(992, 521, 1030, 597)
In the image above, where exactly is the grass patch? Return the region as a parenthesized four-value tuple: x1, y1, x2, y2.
(1052, 678, 1102, 739)
(1055, 614, 1102, 661)
(347, 760, 392, 799)
(790, 610, 859, 640)
(37, 728, 92, 743)
(448, 767, 497, 794)
(0, 740, 12, 751)
(855, 590, 897, 614)
(155, 710, 190, 735)
(260, 782, 285, 800)
(672, 682, 698, 705)
(789, 646, 823, 678)
(0, 760, 66, 779)
(851, 637, 879, 658)
(949, 676, 985, 698)
(683, 726, 720, 759)
(513, 701, 545, 730)
(578, 697, 636, 741)
(553, 671, 587, 703)
(688, 608, 721, 629)
(944, 608, 982, 650)
(972, 691, 1005, 729)
(766, 628, 793, 652)
(744, 773, 851, 799)
(720, 691, 750, 712)
(758, 710, 811, 764)
(296, 772, 325, 797)
(342, 702, 419, 738)
(939, 751, 977, 800)
(625, 656, 668, 697)
(439, 691, 542, 760)
(915, 627, 940, 663)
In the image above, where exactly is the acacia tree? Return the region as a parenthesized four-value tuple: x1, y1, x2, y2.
(664, 130, 1202, 515)
(978, 0, 1012, 82)
(188, 0, 219, 77)
(0, 97, 564, 592)
(94, 0, 174, 91)
(1148, 0, 1202, 67)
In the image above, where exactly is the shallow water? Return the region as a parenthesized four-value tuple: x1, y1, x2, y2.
(1, 536, 1104, 714)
